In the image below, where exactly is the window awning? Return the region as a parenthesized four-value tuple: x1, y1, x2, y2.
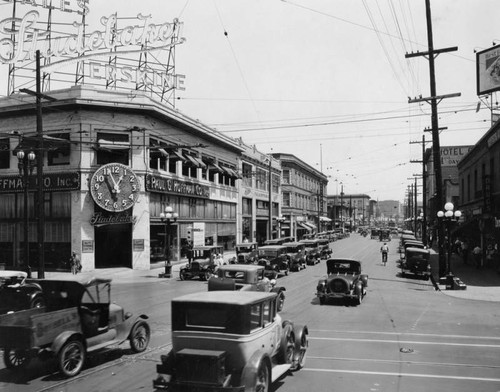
(206, 161, 224, 173)
(97, 139, 130, 150)
(158, 148, 169, 157)
(13, 135, 70, 154)
(192, 156, 207, 169)
(298, 222, 312, 232)
(184, 153, 206, 168)
(220, 166, 240, 178)
(320, 216, 332, 222)
(168, 149, 186, 161)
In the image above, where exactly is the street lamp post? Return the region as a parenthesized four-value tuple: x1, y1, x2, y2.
(159, 205, 178, 278)
(276, 215, 285, 238)
(437, 202, 461, 287)
(17, 150, 36, 278)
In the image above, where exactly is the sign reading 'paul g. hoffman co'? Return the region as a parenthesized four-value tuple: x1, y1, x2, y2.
(0, 172, 80, 193)
(145, 174, 210, 198)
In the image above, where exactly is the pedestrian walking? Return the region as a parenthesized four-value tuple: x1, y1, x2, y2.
(472, 244, 482, 269)
(462, 239, 469, 264)
(70, 250, 81, 274)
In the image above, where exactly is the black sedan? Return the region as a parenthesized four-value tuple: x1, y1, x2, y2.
(0, 270, 44, 314)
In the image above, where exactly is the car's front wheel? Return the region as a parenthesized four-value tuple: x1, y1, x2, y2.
(254, 362, 270, 392)
(58, 339, 86, 377)
(4, 348, 31, 369)
(278, 324, 295, 364)
(179, 270, 186, 280)
(129, 320, 150, 353)
(30, 296, 45, 309)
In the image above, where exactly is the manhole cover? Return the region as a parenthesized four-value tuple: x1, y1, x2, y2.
(400, 347, 414, 353)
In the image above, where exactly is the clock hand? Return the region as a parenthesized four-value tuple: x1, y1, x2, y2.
(108, 174, 121, 194)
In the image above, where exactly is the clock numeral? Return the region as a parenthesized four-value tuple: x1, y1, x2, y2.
(129, 175, 135, 182)
(97, 192, 103, 200)
(113, 202, 118, 209)
(131, 184, 137, 191)
(104, 199, 110, 206)
(96, 174, 105, 182)
(94, 183, 100, 190)
(122, 200, 128, 207)
(128, 194, 135, 201)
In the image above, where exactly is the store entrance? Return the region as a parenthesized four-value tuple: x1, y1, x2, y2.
(95, 224, 132, 268)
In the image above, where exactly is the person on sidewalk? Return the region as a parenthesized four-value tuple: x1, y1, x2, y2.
(472, 244, 482, 269)
(462, 239, 469, 265)
(70, 251, 81, 274)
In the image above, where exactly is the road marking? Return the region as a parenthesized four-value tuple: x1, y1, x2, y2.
(309, 355, 500, 370)
(310, 329, 500, 341)
(303, 367, 500, 382)
(309, 336, 500, 348)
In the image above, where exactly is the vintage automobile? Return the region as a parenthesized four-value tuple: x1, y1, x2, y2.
(0, 271, 45, 314)
(399, 240, 426, 260)
(400, 247, 431, 279)
(399, 234, 418, 253)
(283, 242, 307, 271)
(0, 277, 150, 377)
(230, 242, 259, 264)
(370, 228, 379, 239)
(316, 238, 333, 259)
(153, 291, 308, 391)
(316, 259, 368, 305)
(257, 245, 290, 278)
(263, 238, 286, 246)
(379, 229, 391, 242)
(299, 239, 321, 265)
(179, 245, 224, 281)
(208, 264, 286, 311)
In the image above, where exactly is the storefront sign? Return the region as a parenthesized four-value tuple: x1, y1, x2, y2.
(133, 239, 145, 252)
(440, 146, 473, 166)
(145, 174, 210, 198)
(90, 211, 137, 226)
(82, 240, 94, 253)
(0, 172, 80, 193)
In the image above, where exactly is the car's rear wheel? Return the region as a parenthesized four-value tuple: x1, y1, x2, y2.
(58, 339, 86, 378)
(277, 292, 285, 312)
(319, 296, 325, 305)
(202, 271, 212, 281)
(129, 320, 150, 353)
(4, 348, 31, 369)
(293, 331, 308, 371)
(254, 362, 270, 392)
(179, 270, 186, 280)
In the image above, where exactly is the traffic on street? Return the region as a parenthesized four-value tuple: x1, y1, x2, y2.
(1, 233, 499, 392)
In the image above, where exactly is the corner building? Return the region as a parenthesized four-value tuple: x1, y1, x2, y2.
(0, 86, 242, 271)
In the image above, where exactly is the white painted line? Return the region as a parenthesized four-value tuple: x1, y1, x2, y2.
(309, 336, 500, 348)
(309, 329, 500, 341)
(303, 368, 500, 382)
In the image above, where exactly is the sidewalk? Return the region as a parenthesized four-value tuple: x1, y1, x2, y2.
(34, 252, 236, 283)
(429, 248, 500, 302)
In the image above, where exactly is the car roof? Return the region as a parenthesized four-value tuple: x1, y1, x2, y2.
(259, 245, 286, 250)
(218, 264, 264, 272)
(299, 239, 319, 243)
(284, 242, 304, 247)
(406, 247, 430, 254)
(173, 291, 276, 305)
(0, 270, 27, 278)
(236, 242, 258, 246)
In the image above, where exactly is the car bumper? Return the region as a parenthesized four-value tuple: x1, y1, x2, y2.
(316, 291, 354, 299)
(153, 377, 244, 391)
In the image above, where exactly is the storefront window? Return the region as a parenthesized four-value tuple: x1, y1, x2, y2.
(0, 138, 10, 169)
(47, 132, 70, 166)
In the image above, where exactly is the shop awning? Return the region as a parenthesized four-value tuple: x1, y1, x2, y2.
(14, 135, 71, 154)
(168, 149, 186, 161)
(184, 153, 207, 168)
(298, 222, 312, 231)
(221, 166, 239, 178)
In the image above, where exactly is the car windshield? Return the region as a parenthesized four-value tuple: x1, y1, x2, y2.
(259, 249, 278, 257)
(221, 270, 246, 282)
(304, 243, 317, 249)
(237, 246, 254, 253)
(286, 246, 300, 253)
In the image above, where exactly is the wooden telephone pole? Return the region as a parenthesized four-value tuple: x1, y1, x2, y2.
(405, 0, 460, 277)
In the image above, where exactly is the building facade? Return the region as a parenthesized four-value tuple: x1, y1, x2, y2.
(457, 119, 500, 250)
(272, 153, 329, 240)
(0, 86, 243, 271)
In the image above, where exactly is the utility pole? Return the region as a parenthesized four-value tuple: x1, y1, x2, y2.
(410, 135, 428, 245)
(405, 0, 460, 277)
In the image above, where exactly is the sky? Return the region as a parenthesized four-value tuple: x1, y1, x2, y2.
(0, 0, 499, 202)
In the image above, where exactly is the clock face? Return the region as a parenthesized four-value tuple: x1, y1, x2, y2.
(90, 163, 140, 212)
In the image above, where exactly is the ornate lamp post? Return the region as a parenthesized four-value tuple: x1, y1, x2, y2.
(17, 150, 36, 278)
(159, 205, 178, 278)
(437, 202, 461, 286)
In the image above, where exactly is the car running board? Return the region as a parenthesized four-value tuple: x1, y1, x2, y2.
(271, 364, 291, 383)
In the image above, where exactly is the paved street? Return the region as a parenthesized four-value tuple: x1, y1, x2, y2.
(1, 234, 500, 392)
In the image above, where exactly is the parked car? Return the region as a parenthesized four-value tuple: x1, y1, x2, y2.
(230, 242, 259, 264)
(316, 259, 368, 305)
(400, 247, 431, 279)
(379, 229, 391, 242)
(179, 245, 224, 281)
(0, 277, 150, 377)
(399, 240, 426, 260)
(316, 238, 333, 259)
(153, 291, 308, 391)
(299, 239, 321, 265)
(0, 271, 44, 315)
(208, 264, 286, 311)
(370, 228, 379, 239)
(257, 245, 290, 278)
(263, 238, 286, 246)
(283, 242, 307, 271)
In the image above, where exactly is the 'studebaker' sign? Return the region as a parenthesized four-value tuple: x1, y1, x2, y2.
(145, 174, 209, 198)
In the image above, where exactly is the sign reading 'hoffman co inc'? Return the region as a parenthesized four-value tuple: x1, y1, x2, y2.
(146, 174, 210, 198)
(0, 173, 80, 193)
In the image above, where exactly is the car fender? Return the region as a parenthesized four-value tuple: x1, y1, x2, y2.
(293, 324, 308, 348)
(271, 286, 286, 294)
(51, 330, 85, 354)
(241, 350, 272, 392)
(117, 314, 149, 342)
(360, 274, 368, 287)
